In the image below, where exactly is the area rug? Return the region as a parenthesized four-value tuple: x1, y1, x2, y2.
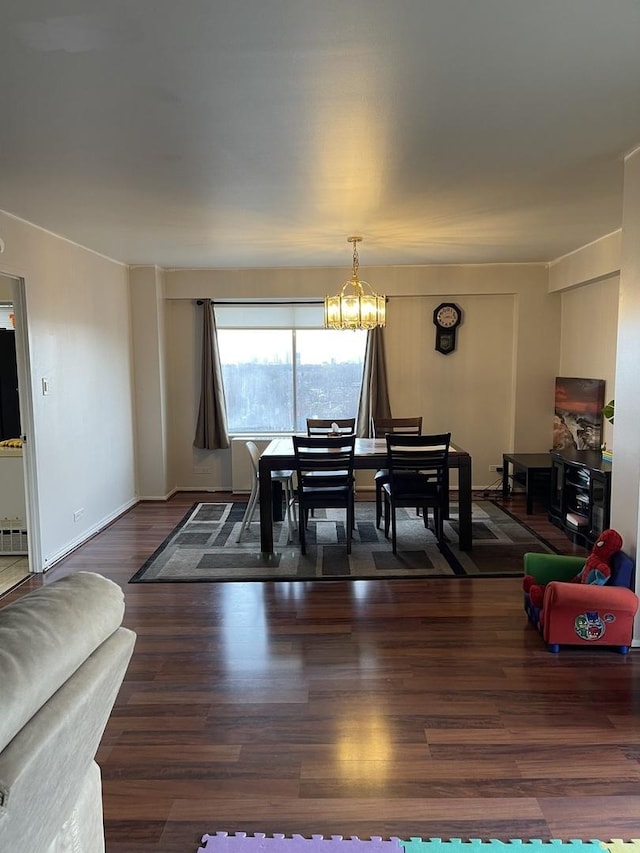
(129, 499, 556, 584)
(198, 833, 640, 853)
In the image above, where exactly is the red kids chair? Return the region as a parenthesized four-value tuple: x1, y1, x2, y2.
(522, 529, 638, 654)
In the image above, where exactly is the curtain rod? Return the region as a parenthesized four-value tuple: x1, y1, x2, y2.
(195, 298, 390, 306)
(196, 299, 325, 306)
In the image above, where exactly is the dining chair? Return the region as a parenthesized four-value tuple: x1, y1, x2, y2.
(382, 432, 451, 553)
(236, 440, 297, 544)
(306, 417, 356, 437)
(305, 418, 356, 519)
(372, 416, 423, 529)
(292, 434, 356, 555)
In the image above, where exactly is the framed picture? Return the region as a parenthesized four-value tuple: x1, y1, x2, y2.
(553, 377, 605, 451)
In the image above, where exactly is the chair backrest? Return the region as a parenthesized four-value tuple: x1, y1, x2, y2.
(293, 434, 356, 491)
(386, 432, 451, 491)
(245, 440, 261, 479)
(306, 417, 356, 437)
(373, 416, 423, 437)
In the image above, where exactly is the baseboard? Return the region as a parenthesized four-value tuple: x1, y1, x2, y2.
(43, 497, 138, 571)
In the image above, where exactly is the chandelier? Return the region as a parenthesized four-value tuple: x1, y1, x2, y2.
(324, 236, 386, 330)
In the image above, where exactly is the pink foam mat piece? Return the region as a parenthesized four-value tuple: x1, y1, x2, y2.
(199, 832, 404, 853)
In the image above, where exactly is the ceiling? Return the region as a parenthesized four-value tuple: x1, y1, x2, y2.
(1, 1, 640, 270)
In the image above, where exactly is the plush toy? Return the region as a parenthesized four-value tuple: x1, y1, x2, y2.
(523, 528, 623, 608)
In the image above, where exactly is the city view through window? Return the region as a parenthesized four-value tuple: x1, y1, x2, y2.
(218, 329, 367, 432)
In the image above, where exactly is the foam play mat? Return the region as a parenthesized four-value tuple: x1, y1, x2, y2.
(198, 834, 640, 853)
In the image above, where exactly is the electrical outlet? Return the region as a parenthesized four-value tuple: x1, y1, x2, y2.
(489, 465, 504, 473)
(73, 508, 85, 522)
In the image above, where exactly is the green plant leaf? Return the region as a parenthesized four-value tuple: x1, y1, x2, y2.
(602, 400, 615, 424)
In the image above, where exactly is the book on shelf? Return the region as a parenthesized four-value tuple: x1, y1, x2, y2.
(565, 511, 589, 530)
(601, 448, 613, 462)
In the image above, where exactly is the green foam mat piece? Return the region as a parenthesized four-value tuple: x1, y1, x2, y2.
(400, 840, 607, 853)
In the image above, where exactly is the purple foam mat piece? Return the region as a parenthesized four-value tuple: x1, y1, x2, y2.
(199, 832, 404, 853)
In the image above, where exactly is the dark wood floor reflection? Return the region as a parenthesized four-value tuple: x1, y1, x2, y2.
(4, 492, 639, 852)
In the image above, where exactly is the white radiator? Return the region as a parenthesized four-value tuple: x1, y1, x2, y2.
(231, 436, 280, 493)
(0, 526, 28, 555)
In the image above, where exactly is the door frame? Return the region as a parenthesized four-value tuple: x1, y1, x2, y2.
(9, 275, 42, 572)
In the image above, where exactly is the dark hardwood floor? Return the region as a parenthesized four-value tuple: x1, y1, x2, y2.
(4, 490, 639, 852)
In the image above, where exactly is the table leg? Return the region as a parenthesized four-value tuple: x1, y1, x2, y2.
(443, 467, 450, 519)
(525, 471, 534, 514)
(457, 455, 473, 551)
(259, 456, 274, 554)
(502, 457, 509, 499)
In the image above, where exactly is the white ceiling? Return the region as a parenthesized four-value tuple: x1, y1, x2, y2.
(1, 1, 640, 269)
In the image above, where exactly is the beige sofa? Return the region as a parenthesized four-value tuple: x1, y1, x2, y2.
(0, 572, 136, 853)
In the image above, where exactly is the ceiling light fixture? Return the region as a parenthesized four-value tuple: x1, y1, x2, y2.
(324, 236, 386, 330)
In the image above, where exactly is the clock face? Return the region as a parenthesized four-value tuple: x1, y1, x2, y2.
(435, 305, 460, 328)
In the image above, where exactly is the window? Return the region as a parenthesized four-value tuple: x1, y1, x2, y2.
(216, 304, 366, 433)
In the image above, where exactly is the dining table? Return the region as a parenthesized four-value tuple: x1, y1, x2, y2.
(258, 437, 473, 554)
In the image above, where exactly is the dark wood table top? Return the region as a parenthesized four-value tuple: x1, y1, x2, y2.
(261, 437, 471, 468)
(502, 451, 552, 469)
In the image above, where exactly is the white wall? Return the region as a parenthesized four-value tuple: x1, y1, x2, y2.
(142, 263, 560, 495)
(0, 211, 137, 569)
(559, 276, 619, 452)
(130, 266, 170, 499)
(550, 212, 640, 645)
(613, 147, 640, 572)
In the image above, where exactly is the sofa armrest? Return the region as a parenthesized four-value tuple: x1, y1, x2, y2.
(523, 552, 586, 584)
(544, 580, 639, 611)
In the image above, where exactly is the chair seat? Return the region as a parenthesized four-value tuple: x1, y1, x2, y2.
(272, 468, 295, 480)
(298, 485, 352, 502)
(382, 482, 439, 503)
(374, 468, 389, 481)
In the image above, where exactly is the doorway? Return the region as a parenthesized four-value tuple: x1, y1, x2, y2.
(0, 273, 41, 579)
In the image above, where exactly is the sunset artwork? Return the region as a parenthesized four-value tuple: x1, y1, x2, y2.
(553, 377, 605, 451)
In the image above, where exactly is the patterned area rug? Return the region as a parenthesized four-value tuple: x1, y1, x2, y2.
(129, 500, 556, 584)
(198, 833, 640, 853)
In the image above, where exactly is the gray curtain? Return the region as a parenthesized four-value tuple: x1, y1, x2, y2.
(194, 300, 230, 450)
(356, 325, 392, 437)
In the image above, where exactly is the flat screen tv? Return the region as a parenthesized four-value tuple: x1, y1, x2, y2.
(553, 376, 605, 451)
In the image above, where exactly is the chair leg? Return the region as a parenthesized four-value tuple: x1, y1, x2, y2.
(282, 482, 292, 543)
(383, 492, 390, 539)
(237, 481, 259, 542)
(375, 481, 383, 528)
(298, 506, 307, 555)
(434, 506, 444, 545)
(282, 478, 298, 544)
(391, 501, 398, 554)
(288, 479, 298, 531)
(439, 507, 444, 542)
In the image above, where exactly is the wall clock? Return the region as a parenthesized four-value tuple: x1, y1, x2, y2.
(433, 302, 462, 355)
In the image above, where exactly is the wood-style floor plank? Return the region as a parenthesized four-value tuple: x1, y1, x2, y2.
(3, 491, 638, 853)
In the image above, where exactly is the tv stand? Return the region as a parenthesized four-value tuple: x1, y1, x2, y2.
(549, 449, 612, 547)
